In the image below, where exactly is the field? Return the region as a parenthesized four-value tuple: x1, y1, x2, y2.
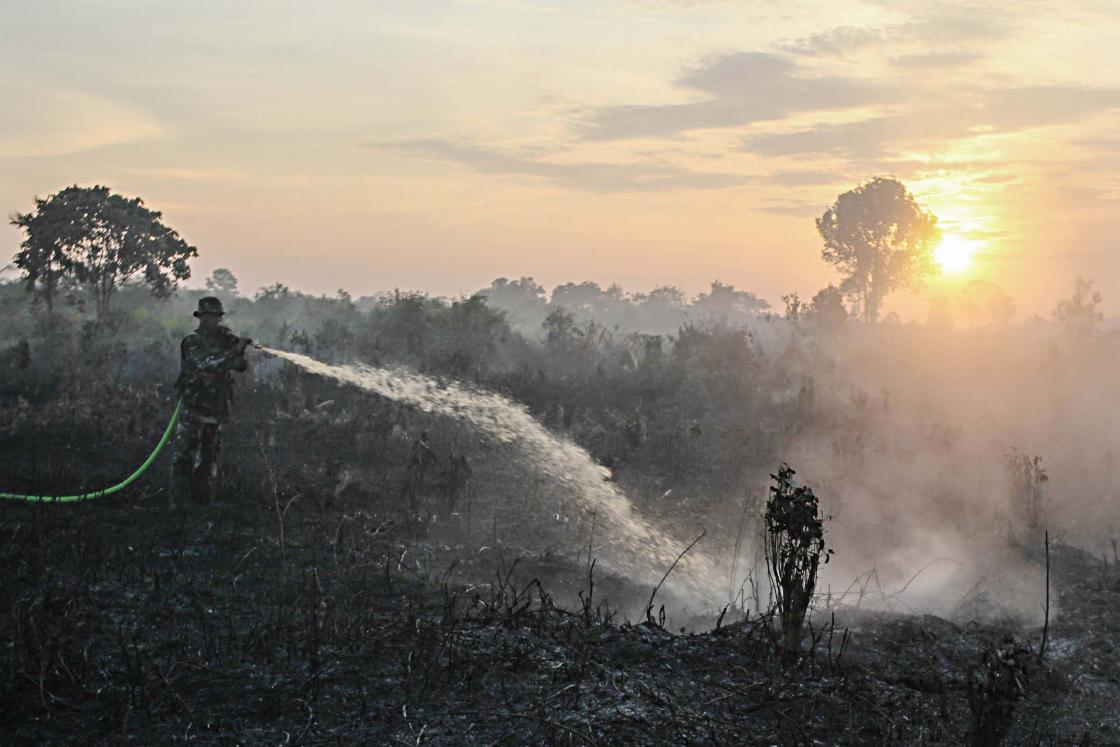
(3, 283, 1120, 744)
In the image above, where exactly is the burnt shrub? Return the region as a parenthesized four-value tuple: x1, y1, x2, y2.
(764, 463, 831, 663)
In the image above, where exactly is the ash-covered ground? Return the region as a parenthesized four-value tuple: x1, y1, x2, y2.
(3, 475, 1119, 745)
(4, 284, 1120, 744)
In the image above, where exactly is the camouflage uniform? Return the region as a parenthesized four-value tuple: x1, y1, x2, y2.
(169, 298, 248, 507)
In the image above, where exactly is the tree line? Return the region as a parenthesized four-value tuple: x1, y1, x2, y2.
(5, 177, 1049, 333)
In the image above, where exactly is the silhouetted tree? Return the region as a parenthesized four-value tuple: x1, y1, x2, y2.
(205, 267, 240, 296)
(11, 185, 196, 322)
(781, 292, 803, 321)
(632, 285, 688, 334)
(807, 285, 848, 332)
(479, 277, 549, 332)
(1053, 277, 1102, 339)
(816, 177, 939, 323)
(690, 280, 769, 322)
(9, 212, 70, 315)
(551, 281, 628, 319)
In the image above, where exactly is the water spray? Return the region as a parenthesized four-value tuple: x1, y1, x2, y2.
(256, 346, 722, 600)
(0, 344, 722, 602)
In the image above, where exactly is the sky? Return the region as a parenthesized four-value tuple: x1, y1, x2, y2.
(2, 0, 1120, 317)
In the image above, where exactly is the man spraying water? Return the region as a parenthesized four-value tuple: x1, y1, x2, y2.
(169, 296, 252, 508)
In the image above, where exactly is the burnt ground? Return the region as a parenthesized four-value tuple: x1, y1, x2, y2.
(3, 478, 1120, 746)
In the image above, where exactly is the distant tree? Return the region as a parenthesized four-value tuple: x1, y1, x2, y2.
(478, 277, 549, 331)
(958, 279, 1015, 329)
(690, 280, 769, 322)
(631, 285, 688, 334)
(635, 285, 686, 309)
(806, 285, 848, 332)
(781, 292, 803, 321)
(255, 282, 292, 302)
(542, 306, 609, 353)
(205, 267, 240, 296)
(1052, 277, 1102, 339)
(816, 177, 940, 323)
(550, 281, 628, 318)
(11, 185, 196, 322)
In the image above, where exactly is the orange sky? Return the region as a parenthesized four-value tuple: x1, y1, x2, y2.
(3, 1, 1120, 317)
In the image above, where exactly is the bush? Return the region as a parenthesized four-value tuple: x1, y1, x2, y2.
(764, 464, 830, 663)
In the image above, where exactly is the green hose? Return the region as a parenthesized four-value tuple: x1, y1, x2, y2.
(0, 400, 183, 503)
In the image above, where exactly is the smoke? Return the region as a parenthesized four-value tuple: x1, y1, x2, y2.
(767, 320, 1119, 625)
(260, 347, 723, 605)
(262, 300, 1118, 626)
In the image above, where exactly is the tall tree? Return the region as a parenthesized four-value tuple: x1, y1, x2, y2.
(11, 185, 197, 322)
(816, 177, 940, 323)
(10, 203, 73, 314)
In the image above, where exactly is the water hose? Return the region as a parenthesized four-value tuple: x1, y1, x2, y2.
(0, 400, 183, 503)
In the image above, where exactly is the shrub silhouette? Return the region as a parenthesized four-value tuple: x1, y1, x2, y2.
(765, 464, 830, 663)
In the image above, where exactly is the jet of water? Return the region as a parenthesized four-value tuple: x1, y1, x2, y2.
(260, 347, 722, 602)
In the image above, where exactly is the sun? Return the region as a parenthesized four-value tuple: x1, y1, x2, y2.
(933, 234, 980, 273)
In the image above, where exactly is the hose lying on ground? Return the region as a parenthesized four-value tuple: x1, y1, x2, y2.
(0, 400, 182, 503)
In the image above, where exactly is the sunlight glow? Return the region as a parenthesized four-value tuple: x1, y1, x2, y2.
(934, 234, 980, 273)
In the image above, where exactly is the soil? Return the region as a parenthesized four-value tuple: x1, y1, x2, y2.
(3, 481, 1119, 745)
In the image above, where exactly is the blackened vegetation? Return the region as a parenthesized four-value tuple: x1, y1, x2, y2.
(764, 465, 830, 663)
(0, 379, 1109, 746)
(2, 282, 1120, 743)
(968, 636, 1033, 746)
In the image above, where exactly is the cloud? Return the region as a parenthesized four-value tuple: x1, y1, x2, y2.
(579, 52, 890, 141)
(784, 13, 1009, 58)
(744, 86, 1120, 158)
(752, 202, 824, 217)
(745, 113, 941, 158)
(890, 51, 985, 68)
(624, 0, 736, 6)
(126, 167, 244, 181)
(981, 86, 1120, 129)
(765, 169, 842, 186)
(371, 138, 749, 192)
(783, 26, 886, 57)
(0, 84, 166, 158)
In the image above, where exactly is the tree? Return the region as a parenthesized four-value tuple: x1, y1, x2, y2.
(9, 207, 71, 314)
(807, 284, 848, 332)
(205, 267, 240, 296)
(632, 285, 688, 335)
(478, 276, 549, 332)
(550, 281, 628, 319)
(816, 177, 940, 323)
(690, 280, 769, 322)
(11, 185, 196, 321)
(958, 279, 1015, 329)
(1053, 277, 1102, 339)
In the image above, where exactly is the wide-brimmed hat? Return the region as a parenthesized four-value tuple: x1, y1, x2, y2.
(193, 296, 225, 317)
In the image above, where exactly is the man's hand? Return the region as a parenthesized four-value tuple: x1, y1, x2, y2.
(236, 336, 253, 352)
